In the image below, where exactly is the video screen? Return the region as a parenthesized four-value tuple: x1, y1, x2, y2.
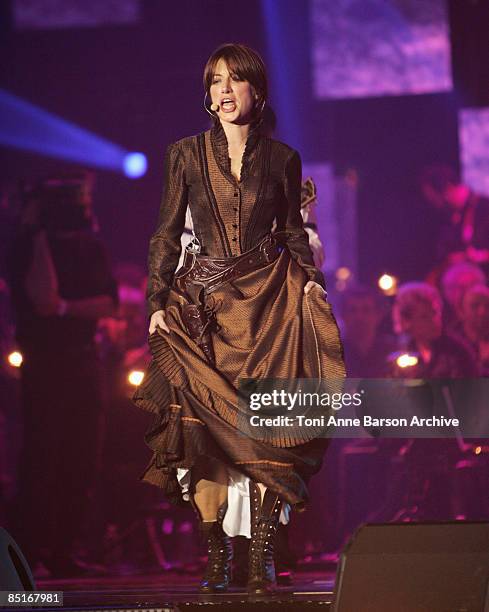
(311, 0, 452, 99)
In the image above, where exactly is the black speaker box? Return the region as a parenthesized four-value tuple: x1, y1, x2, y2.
(333, 522, 489, 612)
(0, 527, 36, 591)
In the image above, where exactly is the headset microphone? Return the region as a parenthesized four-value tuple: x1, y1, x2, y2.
(210, 103, 219, 111)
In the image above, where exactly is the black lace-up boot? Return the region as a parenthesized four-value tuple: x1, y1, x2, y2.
(247, 483, 283, 595)
(199, 502, 233, 593)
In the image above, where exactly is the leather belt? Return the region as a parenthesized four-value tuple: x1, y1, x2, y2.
(173, 233, 282, 296)
(172, 233, 284, 366)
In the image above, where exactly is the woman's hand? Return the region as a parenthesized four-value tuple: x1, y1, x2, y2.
(304, 280, 327, 299)
(149, 309, 169, 334)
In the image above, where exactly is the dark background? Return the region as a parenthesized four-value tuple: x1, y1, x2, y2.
(1, 0, 488, 283)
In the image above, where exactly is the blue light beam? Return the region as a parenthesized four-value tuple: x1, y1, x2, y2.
(0, 89, 147, 178)
(261, 0, 306, 152)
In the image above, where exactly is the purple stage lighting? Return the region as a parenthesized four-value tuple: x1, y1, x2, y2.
(311, 0, 452, 99)
(459, 108, 489, 198)
(13, 0, 141, 30)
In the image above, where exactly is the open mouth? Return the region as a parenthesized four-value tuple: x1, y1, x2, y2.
(221, 98, 237, 112)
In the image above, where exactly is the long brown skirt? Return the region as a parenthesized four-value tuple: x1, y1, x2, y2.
(132, 248, 345, 510)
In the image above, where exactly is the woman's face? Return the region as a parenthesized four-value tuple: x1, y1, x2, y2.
(209, 58, 256, 125)
(400, 301, 442, 344)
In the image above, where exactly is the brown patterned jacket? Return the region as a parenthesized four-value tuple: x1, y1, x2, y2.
(146, 119, 325, 319)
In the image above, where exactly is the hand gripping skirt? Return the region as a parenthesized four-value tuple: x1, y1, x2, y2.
(132, 238, 345, 511)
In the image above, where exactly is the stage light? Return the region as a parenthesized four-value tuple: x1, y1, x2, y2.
(396, 353, 418, 368)
(0, 89, 147, 177)
(261, 0, 304, 150)
(128, 370, 144, 386)
(474, 446, 482, 455)
(123, 152, 147, 178)
(378, 274, 394, 290)
(378, 273, 398, 295)
(7, 351, 23, 367)
(336, 266, 351, 281)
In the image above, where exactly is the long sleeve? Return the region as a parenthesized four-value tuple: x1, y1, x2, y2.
(279, 149, 326, 288)
(146, 142, 188, 319)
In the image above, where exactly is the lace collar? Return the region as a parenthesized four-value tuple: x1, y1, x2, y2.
(209, 119, 262, 184)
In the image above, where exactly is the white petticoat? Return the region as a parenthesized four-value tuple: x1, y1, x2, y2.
(176, 467, 290, 538)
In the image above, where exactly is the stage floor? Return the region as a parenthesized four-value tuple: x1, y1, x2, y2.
(32, 569, 336, 611)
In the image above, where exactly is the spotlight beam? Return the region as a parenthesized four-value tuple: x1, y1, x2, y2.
(0, 89, 146, 177)
(261, 0, 305, 152)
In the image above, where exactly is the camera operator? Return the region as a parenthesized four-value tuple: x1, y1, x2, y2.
(6, 171, 118, 578)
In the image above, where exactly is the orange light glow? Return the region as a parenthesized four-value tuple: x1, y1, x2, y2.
(396, 353, 418, 368)
(128, 370, 144, 386)
(378, 273, 398, 294)
(8, 351, 23, 367)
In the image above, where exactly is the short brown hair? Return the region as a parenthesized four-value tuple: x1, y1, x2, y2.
(203, 43, 268, 118)
(395, 282, 442, 320)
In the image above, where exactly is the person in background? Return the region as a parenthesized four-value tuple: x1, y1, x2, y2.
(440, 261, 486, 335)
(177, 207, 198, 270)
(339, 285, 395, 378)
(300, 176, 325, 270)
(6, 171, 119, 578)
(455, 284, 489, 376)
(393, 282, 478, 378)
(420, 164, 489, 280)
(391, 282, 480, 520)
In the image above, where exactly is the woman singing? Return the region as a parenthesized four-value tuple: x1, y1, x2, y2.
(133, 43, 345, 594)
